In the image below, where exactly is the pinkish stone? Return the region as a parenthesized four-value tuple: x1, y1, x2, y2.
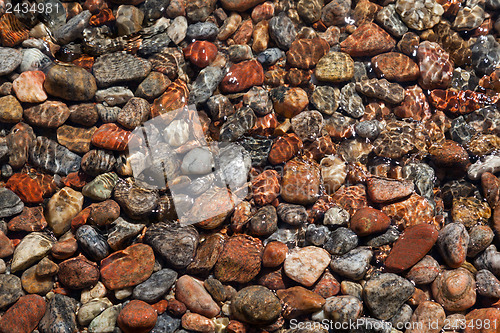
(13, 71, 47, 103)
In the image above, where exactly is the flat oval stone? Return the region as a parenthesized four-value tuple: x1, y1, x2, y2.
(81, 149, 117, 177)
(330, 247, 373, 280)
(0, 295, 46, 333)
(44, 64, 97, 101)
(315, 52, 354, 82)
(117, 97, 150, 129)
(133, 268, 177, 303)
(12, 70, 47, 103)
(92, 123, 132, 151)
(366, 177, 414, 203)
(24, 100, 70, 128)
(281, 158, 321, 205)
(220, 0, 265, 11)
(350, 207, 391, 236)
(69, 103, 99, 126)
(371, 52, 420, 82)
(175, 275, 220, 318)
(92, 52, 152, 87)
(82, 172, 119, 201)
(117, 300, 157, 333)
(100, 243, 155, 290)
(30, 136, 82, 176)
(385, 223, 439, 273)
(214, 234, 263, 284)
(6, 122, 34, 170)
(57, 125, 97, 154)
(0, 95, 23, 123)
(58, 256, 100, 289)
(0, 47, 22, 75)
(437, 222, 469, 268)
(76, 225, 111, 261)
(113, 179, 159, 220)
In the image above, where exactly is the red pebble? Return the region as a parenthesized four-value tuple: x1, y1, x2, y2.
(117, 300, 158, 333)
(429, 89, 499, 115)
(89, 8, 115, 26)
(91, 123, 132, 151)
(220, 59, 264, 93)
(0, 295, 46, 333)
(183, 41, 217, 68)
(268, 133, 303, 165)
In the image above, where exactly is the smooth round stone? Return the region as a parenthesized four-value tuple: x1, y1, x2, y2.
(117, 300, 158, 333)
(408, 301, 445, 333)
(0, 187, 23, 218)
(92, 52, 152, 87)
(0, 295, 46, 333)
(350, 207, 391, 236)
(10, 232, 53, 273)
(181, 147, 214, 175)
(276, 286, 325, 319)
(363, 273, 415, 321)
(262, 241, 288, 268)
(468, 225, 494, 257)
(218, 143, 252, 188)
(219, 106, 256, 141)
(390, 304, 413, 329)
(269, 13, 296, 50)
(133, 269, 177, 303)
(305, 224, 329, 246)
(188, 66, 225, 105)
(76, 225, 110, 261)
(277, 203, 308, 226)
(324, 296, 363, 323)
(78, 298, 113, 326)
(406, 255, 440, 285)
(464, 308, 500, 333)
(330, 247, 373, 280)
(476, 269, 500, 298)
(0, 274, 23, 309)
(25, 100, 70, 128)
(20, 265, 53, 295)
(324, 227, 358, 255)
(151, 313, 181, 333)
(385, 223, 439, 273)
(230, 286, 281, 325)
(323, 206, 350, 226)
(311, 86, 340, 115)
(181, 312, 215, 332)
(135, 72, 170, 99)
(175, 275, 220, 318)
(355, 120, 381, 140)
(291, 110, 324, 142)
(257, 48, 285, 66)
(0, 47, 22, 75)
(248, 205, 278, 237)
(281, 158, 321, 205)
(0, 95, 23, 123)
(163, 119, 189, 147)
(437, 223, 469, 268)
(284, 246, 331, 287)
(117, 97, 150, 129)
(186, 22, 219, 40)
(474, 245, 500, 277)
(88, 305, 122, 333)
(13, 71, 47, 103)
(100, 243, 155, 290)
(366, 177, 414, 204)
(44, 64, 97, 101)
(432, 268, 476, 312)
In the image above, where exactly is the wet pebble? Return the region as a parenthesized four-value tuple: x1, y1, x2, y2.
(330, 247, 373, 280)
(324, 227, 358, 255)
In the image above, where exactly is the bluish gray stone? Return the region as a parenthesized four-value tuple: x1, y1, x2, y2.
(186, 22, 219, 40)
(132, 268, 178, 303)
(76, 225, 110, 261)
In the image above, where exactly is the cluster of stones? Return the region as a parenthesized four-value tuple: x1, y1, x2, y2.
(0, 0, 500, 332)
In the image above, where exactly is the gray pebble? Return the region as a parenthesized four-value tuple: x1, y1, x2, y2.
(54, 10, 92, 45)
(323, 206, 350, 226)
(305, 224, 330, 246)
(133, 268, 178, 303)
(186, 22, 219, 40)
(277, 203, 308, 226)
(355, 120, 381, 140)
(151, 312, 181, 333)
(76, 225, 110, 261)
(330, 247, 372, 280)
(324, 227, 358, 255)
(366, 226, 400, 247)
(474, 245, 500, 277)
(257, 48, 285, 66)
(476, 269, 500, 298)
(188, 66, 224, 105)
(0, 188, 24, 218)
(0, 47, 22, 76)
(269, 13, 297, 50)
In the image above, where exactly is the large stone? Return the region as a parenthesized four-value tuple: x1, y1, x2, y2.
(44, 64, 97, 101)
(230, 286, 281, 325)
(0, 295, 46, 333)
(45, 187, 84, 236)
(38, 294, 78, 333)
(11, 232, 54, 272)
(93, 52, 152, 87)
(284, 246, 330, 287)
(175, 275, 220, 318)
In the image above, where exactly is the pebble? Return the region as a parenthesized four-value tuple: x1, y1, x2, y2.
(407, 301, 445, 333)
(8, 206, 47, 232)
(270, 87, 309, 119)
(356, 78, 405, 104)
(437, 223, 469, 268)
(323, 296, 363, 323)
(77, 298, 113, 326)
(38, 294, 78, 333)
(385, 224, 438, 273)
(144, 223, 199, 269)
(417, 41, 454, 90)
(286, 38, 329, 69)
(95, 86, 134, 106)
(324, 206, 350, 226)
(117, 97, 149, 129)
(82, 172, 119, 201)
(44, 64, 97, 101)
(330, 247, 373, 280)
(116, 5, 143, 35)
(0, 47, 22, 75)
(470, 35, 500, 76)
(281, 158, 321, 205)
(315, 52, 354, 82)
(363, 273, 415, 320)
(320, 155, 347, 194)
(262, 241, 288, 267)
(367, 177, 414, 204)
(324, 227, 358, 255)
(20, 265, 53, 295)
(468, 225, 494, 257)
(0, 295, 46, 333)
(45, 187, 83, 235)
(54, 10, 91, 44)
(431, 268, 476, 312)
(24, 100, 69, 128)
(350, 207, 391, 236)
(12, 70, 47, 103)
(181, 313, 215, 332)
(186, 22, 218, 40)
(371, 52, 419, 82)
(175, 275, 220, 317)
(36, 257, 59, 277)
(257, 48, 284, 66)
(277, 286, 325, 319)
(340, 22, 396, 57)
(230, 285, 281, 325)
(107, 217, 144, 250)
(0, 274, 23, 309)
(189, 66, 224, 105)
(187, 233, 224, 275)
(220, 60, 264, 93)
(88, 304, 122, 333)
(310, 86, 340, 115)
(276, 203, 308, 226)
(474, 245, 500, 276)
(340, 82, 365, 118)
(0, 187, 23, 218)
(58, 256, 100, 289)
(151, 312, 181, 333)
(117, 300, 158, 333)
(464, 308, 500, 333)
(135, 72, 170, 99)
(269, 13, 296, 50)
(100, 243, 155, 290)
(76, 225, 110, 261)
(476, 269, 500, 298)
(247, 205, 277, 236)
(183, 41, 217, 68)
(93, 52, 151, 87)
(0, 95, 23, 123)
(376, 4, 408, 37)
(133, 268, 177, 303)
(395, 0, 443, 30)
